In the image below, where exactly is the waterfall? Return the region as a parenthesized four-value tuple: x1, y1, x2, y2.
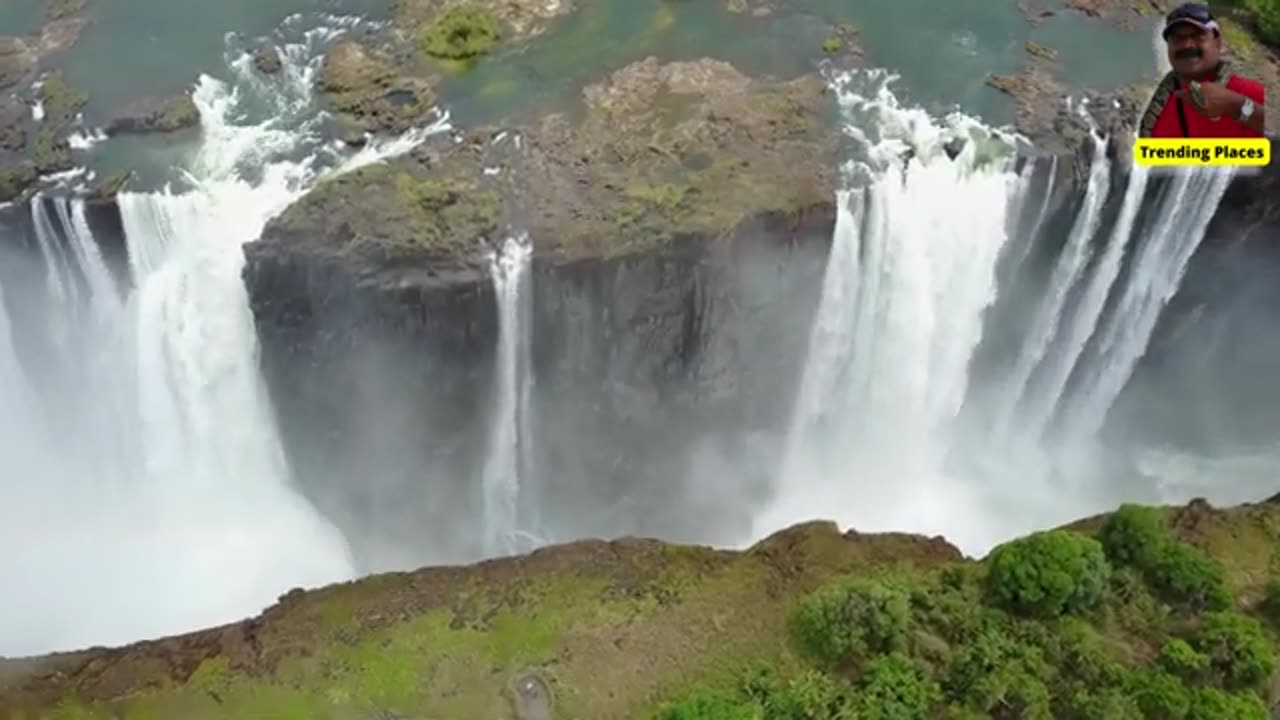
(0, 14, 448, 657)
(758, 70, 1024, 554)
(760, 70, 1234, 557)
(1061, 166, 1234, 438)
(481, 233, 538, 557)
(991, 133, 1111, 442)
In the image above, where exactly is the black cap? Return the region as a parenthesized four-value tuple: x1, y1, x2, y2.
(1162, 3, 1219, 40)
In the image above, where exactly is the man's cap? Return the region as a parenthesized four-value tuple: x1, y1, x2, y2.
(1163, 3, 1220, 40)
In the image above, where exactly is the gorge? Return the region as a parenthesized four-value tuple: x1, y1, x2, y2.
(1, 0, 1279, 714)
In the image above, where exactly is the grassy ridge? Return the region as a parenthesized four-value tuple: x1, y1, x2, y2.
(2, 498, 1278, 719)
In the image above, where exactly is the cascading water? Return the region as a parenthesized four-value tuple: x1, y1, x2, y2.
(991, 131, 1111, 442)
(0, 14, 447, 657)
(481, 233, 539, 557)
(758, 69, 1235, 557)
(1060, 166, 1234, 438)
(757, 71, 1026, 555)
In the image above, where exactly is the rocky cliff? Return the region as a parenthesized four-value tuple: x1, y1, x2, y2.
(242, 57, 839, 570)
(3, 494, 1278, 718)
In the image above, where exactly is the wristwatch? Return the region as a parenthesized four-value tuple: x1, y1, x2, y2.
(1239, 97, 1256, 123)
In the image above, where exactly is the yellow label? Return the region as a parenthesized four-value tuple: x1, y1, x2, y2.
(1133, 138, 1271, 167)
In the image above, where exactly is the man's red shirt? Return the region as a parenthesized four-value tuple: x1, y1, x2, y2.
(1149, 75, 1265, 138)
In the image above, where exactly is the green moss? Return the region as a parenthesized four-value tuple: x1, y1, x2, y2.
(37, 71, 88, 122)
(0, 161, 37, 202)
(157, 95, 199, 132)
(821, 36, 841, 53)
(421, 6, 501, 60)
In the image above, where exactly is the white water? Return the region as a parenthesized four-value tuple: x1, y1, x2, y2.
(756, 71, 1026, 555)
(992, 133, 1110, 442)
(1061, 166, 1234, 438)
(481, 233, 538, 557)
(757, 71, 1236, 558)
(0, 15, 448, 657)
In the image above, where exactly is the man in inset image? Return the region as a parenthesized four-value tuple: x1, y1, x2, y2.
(1139, 3, 1266, 138)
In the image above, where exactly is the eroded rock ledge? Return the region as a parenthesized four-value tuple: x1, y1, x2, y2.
(252, 57, 839, 285)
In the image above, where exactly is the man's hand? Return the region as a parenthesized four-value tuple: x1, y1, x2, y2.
(1177, 81, 1249, 122)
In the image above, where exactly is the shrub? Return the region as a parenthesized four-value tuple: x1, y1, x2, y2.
(945, 626, 1052, 718)
(1098, 504, 1169, 569)
(1186, 686, 1270, 720)
(1128, 670, 1193, 720)
(421, 6, 500, 60)
(1148, 543, 1233, 611)
(1158, 638, 1210, 681)
(851, 653, 941, 720)
(1062, 686, 1143, 720)
(758, 670, 849, 720)
(1191, 612, 1276, 689)
(789, 577, 914, 668)
(1244, 0, 1280, 45)
(1260, 577, 1280, 627)
(984, 530, 1111, 618)
(653, 689, 758, 720)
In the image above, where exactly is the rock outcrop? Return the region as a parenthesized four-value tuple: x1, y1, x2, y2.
(243, 57, 837, 567)
(2, 495, 1278, 718)
(104, 93, 200, 136)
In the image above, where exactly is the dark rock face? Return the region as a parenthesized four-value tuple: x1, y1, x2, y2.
(253, 45, 283, 75)
(104, 94, 200, 136)
(243, 205, 830, 571)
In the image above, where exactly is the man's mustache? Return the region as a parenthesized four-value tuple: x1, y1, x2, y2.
(1174, 47, 1203, 61)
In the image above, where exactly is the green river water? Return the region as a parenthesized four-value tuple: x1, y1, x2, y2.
(3, 0, 1163, 182)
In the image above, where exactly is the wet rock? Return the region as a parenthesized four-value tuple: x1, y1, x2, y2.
(0, 37, 36, 90)
(259, 55, 837, 270)
(1025, 41, 1057, 61)
(1016, 0, 1057, 26)
(392, 0, 573, 40)
(318, 39, 437, 134)
(33, 70, 87, 173)
(943, 137, 966, 161)
(253, 45, 283, 75)
(45, 0, 89, 21)
(0, 97, 27, 152)
(726, 0, 775, 16)
(1062, 0, 1164, 31)
(0, 161, 37, 202)
(105, 93, 200, 135)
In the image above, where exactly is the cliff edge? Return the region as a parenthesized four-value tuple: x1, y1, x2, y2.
(3, 494, 1279, 718)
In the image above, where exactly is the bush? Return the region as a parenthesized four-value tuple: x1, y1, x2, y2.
(1128, 669, 1193, 720)
(1260, 577, 1280, 627)
(851, 653, 941, 720)
(653, 689, 758, 720)
(1191, 612, 1276, 689)
(1062, 686, 1142, 720)
(1186, 686, 1270, 720)
(421, 6, 501, 60)
(945, 626, 1052, 718)
(1098, 504, 1168, 569)
(1158, 638, 1210, 681)
(756, 670, 850, 720)
(789, 577, 914, 668)
(984, 530, 1111, 618)
(1148, 543, 1233, 611)
(1244, 0, 1280, 45)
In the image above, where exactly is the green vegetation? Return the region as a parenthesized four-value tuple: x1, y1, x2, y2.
(421, 6, 501, 60)
(5, 501, 1278, 719)
(0, 161, 37, 202)
(653, 503, 1280, 719)
(1218, 0, 1280, 46)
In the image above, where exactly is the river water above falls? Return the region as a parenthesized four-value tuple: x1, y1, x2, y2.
(0, 0, 1276, 659)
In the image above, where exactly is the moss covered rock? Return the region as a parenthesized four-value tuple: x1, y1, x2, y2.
(318, 38, 438, 134)
(262, 57, 837, 281)
(421, 5, 501, 59)
(32, 70, 87, 173)
(105, 93, 200, 135)
(392, 0, 572, 41)
(0, 161, 37, 202)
